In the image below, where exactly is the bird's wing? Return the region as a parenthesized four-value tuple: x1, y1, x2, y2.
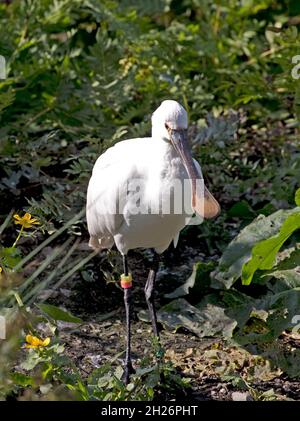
(193, 159, 220, 219)
(86, 138, 146, 242)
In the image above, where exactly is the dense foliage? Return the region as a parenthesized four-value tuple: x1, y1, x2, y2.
(0, 0, 299, 401)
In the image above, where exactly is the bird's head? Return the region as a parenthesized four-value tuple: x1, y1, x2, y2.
(151, 100, 188, 141)
(151, 100, 220, 219)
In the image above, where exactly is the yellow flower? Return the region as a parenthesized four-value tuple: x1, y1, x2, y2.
(0, 267, 2, 274)
(25, 334, 50, 349)
(13, 212, 40, 229)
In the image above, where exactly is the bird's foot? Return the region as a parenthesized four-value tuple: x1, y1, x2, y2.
(122, 361, 135, 385)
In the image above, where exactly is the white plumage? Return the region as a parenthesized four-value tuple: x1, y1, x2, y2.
(86, 100, 219, 255)
(86, 100, 220, 383)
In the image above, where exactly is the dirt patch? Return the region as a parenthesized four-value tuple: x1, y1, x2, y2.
(47, 238, 300, 401)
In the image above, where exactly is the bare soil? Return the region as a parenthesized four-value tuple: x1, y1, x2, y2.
(48, 234, 300, 401)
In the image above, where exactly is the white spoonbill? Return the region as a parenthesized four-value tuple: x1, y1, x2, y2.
(86, 100, 220, 383)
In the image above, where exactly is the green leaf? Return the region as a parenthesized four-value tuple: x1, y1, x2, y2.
(295, 188, 300, 206)
(0, 246, 22, 269)
(21, 351, 41, 371)
(37, 304, 82, 323)
(213, 209, 299, 289)
(242, 211, 300, 285)
(10, 372, 34, 387)
(149, 298, 236, 339)
(227, 200, 256, 219)
(264, 248, 300, 292)
(165, 261, 214, 299)
(0, 88, 15, 113)
(264, 288, 300, 344)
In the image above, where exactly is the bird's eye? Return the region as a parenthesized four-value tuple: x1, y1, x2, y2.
(165, 123, 170, 131)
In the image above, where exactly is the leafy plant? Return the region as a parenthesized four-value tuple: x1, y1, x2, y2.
(1, 0, 300, 401)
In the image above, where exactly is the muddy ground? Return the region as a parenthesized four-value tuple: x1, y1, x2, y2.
(45, 233, 300, 401)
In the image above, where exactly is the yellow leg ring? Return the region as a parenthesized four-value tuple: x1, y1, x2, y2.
(120, 273, 133, 289)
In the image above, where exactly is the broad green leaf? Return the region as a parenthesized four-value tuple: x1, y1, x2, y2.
(143, 298, 237, 339)
(269, 268, 300, 288)
(37, 304, 82, 323)
(213, 209, 299, 289)
(242, 211, 300, 285)
(165, 261, 214, 299)
(232, 288, 300, 345)
(264, 248, 300, 292)
(264, 288, 300, 344)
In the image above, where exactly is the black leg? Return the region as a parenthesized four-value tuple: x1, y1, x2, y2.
(122, 254, 134, 384)
(145, 251, 165, 383)
(144, 250, 160, 338)
(123, 254, 128, 277)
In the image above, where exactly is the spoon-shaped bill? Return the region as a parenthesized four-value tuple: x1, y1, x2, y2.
(169, 127, 220, 219)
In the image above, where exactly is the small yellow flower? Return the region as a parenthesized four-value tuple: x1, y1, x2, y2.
(25, 334, 50, 349)
(0, 267, 2, 274)
(13, 212, 40, 229)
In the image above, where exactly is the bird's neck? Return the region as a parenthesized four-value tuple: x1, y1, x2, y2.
(151, 135, 175, 158)
(148, 136, 179, 182)
(151, 125, 179, 169)
(151, 123, 169, 141)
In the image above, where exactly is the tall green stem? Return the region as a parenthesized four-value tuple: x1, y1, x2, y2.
(12, 225, 24, 248)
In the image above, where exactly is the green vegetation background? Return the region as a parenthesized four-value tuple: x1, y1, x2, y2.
(0, 0, 299, 227)
(0, 0, 300, 401)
